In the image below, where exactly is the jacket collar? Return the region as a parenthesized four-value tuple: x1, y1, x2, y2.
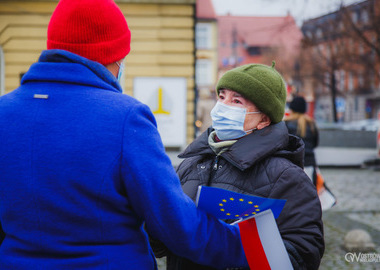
(179, 122, 305, 171)
(21, 49, 123, 93)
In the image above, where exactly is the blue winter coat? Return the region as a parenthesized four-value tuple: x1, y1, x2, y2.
(0, 50, 248, 269)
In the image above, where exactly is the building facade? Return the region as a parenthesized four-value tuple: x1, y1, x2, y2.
(194, 0, 218, 134)
(216, 14, 302, 87)
(301, 0, 380, 123)
(195, 0, 218, 91)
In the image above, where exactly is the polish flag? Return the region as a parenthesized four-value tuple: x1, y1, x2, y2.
(238, 209, 293, 270)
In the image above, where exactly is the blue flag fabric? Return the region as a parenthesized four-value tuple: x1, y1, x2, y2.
(195, 186, 286, 220)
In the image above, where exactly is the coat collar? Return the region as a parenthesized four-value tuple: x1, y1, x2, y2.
(179, 122, 304, 171)
(21, 49, 123, 93)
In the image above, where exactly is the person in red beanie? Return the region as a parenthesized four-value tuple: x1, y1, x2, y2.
(0, 0, 251, 269)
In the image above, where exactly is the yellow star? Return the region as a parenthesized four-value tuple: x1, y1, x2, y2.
(222, 199, 227, 203)
(254, 205, 259, 208)
(248, 201, 253, 204)
(235, 214, 239, 217)
(239, 198, 244, 202)
(226, 213, 231, 216)
(220, 209, 225, 212)
(219, 203, 223, 206)
(230, 198, 234, 201)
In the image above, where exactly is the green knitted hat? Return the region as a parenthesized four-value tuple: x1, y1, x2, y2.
(216, 62, 287, 123)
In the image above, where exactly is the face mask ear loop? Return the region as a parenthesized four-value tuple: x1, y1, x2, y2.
(244, 127, 257, 134)
(244, 111, 261, 133)
(116, 61, 124, 81)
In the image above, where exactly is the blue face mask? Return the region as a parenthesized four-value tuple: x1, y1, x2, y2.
(210, 101, 261, 140)
(116, 62, 124, 81)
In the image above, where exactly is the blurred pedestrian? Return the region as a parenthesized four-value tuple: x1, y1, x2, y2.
(285, 96, 336, 210)
(0, 0, 252, 269)
(284, 96, 319, 183)
(155, 63, 324, 270)
(195, 88, 216, 135)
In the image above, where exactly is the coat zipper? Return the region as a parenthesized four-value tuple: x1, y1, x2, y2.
(213, 156, 219, 170)
(207, 155, 219, 186)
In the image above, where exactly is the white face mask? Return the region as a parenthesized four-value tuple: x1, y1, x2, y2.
(116, 61, 124, 81)
(210, 101, 261, 140)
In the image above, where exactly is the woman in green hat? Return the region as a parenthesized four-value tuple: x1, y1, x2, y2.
(153, 62, 324, 270)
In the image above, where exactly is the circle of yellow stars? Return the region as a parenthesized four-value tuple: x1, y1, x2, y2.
(219, 197, 260, 218)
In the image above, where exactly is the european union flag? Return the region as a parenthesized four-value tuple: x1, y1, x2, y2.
(195, 186, 286, 220)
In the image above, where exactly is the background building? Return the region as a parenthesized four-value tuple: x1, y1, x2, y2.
(195, 0, 218, 91)
(301, 0, 380, 123)
(216, 14, 302, 87)
(194, 0, 218, 134)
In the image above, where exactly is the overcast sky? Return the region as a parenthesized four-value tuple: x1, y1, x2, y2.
(211, 0, 363, 25)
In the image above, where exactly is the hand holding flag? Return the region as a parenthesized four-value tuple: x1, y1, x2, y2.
(196, 186, 293, 270)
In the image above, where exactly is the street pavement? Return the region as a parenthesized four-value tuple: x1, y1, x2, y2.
(319, 167, 380, 270)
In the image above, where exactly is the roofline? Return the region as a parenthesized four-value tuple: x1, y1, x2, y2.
(302, 0, 369, 25)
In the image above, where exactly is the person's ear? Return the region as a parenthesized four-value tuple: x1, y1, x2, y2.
(256, 115, 271, 130)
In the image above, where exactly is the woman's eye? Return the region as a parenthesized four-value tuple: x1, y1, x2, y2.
(219, 95, 225, 100)
(233, 99, 241, 104)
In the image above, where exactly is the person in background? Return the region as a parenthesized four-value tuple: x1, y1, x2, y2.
(0, 0, 251, 269)
(284, 96, 319, 185)
(154, 63, 324, 270)
(195, 88, 216, 136)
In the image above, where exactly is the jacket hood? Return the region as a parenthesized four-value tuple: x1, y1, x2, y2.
(21, 49, 123, 93)
(179, 121, 305, 170)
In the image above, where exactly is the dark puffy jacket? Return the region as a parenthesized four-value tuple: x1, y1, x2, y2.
(285, 120, 319, 167)
(168, 122, 324, 270)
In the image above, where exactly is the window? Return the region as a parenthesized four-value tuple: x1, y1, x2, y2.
(306, 30, 313, 39)
(352, 11, 359, 24)
(316, 28, 323, 39)
(358, 71, 364, 87)
(324, 72, 330, 92)
(196, 59, 213, 86)
(361, 9, 369, 24)
(196, 23, 212, 49)
(359, 42, 364, 55)
(349, 39, 355, 53)
(348, 72, 354, 92)
(319, 44, 324, 52)
(325, 46, 330, 60)
(338, 21, 344, 31)
(339, 70, 345, 91)
(247, 46, 261, 56)
(334, 44, 339, 55)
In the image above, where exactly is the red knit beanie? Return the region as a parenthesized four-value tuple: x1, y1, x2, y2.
(47, 0, 131, 65)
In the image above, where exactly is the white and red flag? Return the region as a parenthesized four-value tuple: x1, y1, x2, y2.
(196, 186, 292, 269)
(238, 209, 293, 270)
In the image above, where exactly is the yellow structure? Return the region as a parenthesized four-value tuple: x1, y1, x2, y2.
(0, 0, 196, 144)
